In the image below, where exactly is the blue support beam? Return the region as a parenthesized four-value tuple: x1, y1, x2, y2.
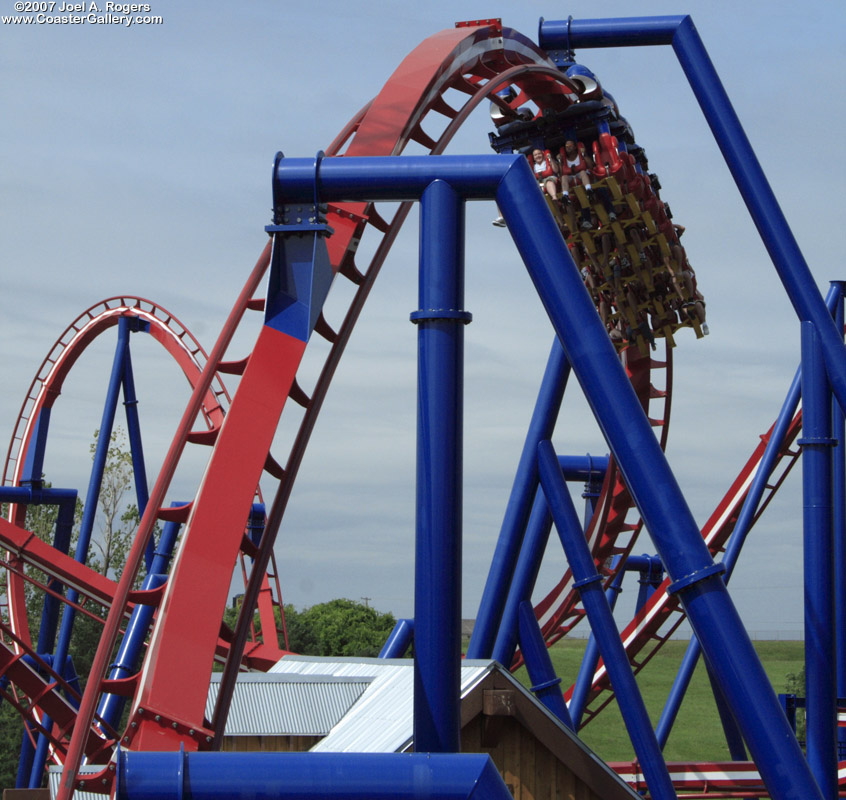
(115, 751, 514, 800)
(656, 282, 844, 754)
(490, 454, 608, 669)
(412, 179, 468, 753)
(492, 450, 608, 667)
(491, 489, 551, 669)
(379, 619, 414, 658)
(801, 321, 838, 798)
(568, 561, 624, 730)
(469, 339, 570, 660)
(119, 334, 154, 571)
(835, 284, 846, 754)
(517, 600, 574, 729)
(537, 439, 675, 800)
(19, 409, 51, 487)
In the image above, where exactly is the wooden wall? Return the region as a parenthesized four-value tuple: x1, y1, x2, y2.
(461, 715, 603, 800)
(220, 734, 320, 752)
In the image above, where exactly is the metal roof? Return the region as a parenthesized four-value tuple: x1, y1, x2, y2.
(264, 657, 639, 798)
(48, 765, 102, 800)
(269, 656, 497, 753)
(207, 671, 371, 736)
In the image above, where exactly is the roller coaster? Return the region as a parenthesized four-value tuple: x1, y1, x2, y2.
(2, 14, 845, 800)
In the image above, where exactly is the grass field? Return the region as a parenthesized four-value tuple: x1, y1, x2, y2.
(512, 638, 805, 762)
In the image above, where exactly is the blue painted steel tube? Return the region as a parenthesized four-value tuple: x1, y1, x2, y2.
(658, 283, 841, 754)
(379, 618, 414, 658)
(569, 565, 624, 729)
(704, 663, 747, 761)
(517, 600, 574, 729)
(493, 454, 608, 666)
(539, 16, 846, 416)
(273, 153, 823, 798)
(97, 511, 185, 728)
(571, 557, 662, 731)
(35, 496, 77, 657)
(96, 573, 167, 729)
(275, 154, 513, 202)
(119, 339, 154, 570)
(115, 751, 513, 800)
(413, 179, 466, 753)
(834, 284, 846, 751)
(0, 487, 78, 505)
(19, 408, 51, 486)
(491, 489, 552, 668)
(492, 456, 609, 670)
(468, 338, 570, 659)
(539, 14, 686, 49)
(801, 321, 838, 799)
(557, 454, 609, 482)
(537, 440, 675, 800)
(654, 328, 804, 744)
(491, 453, 609, 667)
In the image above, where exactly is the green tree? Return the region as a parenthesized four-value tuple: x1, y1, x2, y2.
(284, 598, 396, 658)
(87, 427, 140, 580)
(0, 691, 24, 790)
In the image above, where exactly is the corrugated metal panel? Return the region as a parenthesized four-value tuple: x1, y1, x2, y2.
(208, 673, 371, 736)
(48, 766, 102, 800)
(269, 657, 495, 753)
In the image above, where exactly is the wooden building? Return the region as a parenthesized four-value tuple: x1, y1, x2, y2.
(211, 656, 639, 800)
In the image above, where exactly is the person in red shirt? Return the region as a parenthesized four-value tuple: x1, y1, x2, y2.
(559, 139, 593, 202)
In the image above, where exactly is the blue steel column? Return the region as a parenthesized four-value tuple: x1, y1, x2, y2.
(517, 600, 574, 729)
(491, 489, 551, 668)
(119, 327, 154, 571)
(97, 513, 184, 729)
(537, 440, 675, 800)
(801, 321, 838, 799)
(655, 370, 802, 750)
(657, 281, 842, 750)
(569, 564, 624, 729)
(491, 454, 608, 668)
(468, 338, 570, 658)
(832, 282, 846, 756)
(412, 179, 468, 753)
(379, 618, 414, 658)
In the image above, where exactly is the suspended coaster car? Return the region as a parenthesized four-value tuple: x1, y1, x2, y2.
(487, 74, 708, 357)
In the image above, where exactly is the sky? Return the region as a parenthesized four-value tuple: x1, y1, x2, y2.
(2, 0, 845, 645)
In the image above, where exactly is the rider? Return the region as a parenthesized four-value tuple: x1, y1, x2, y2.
(532, 148, 561, 202)
(559, 138, 617, 229)
(558, 140, 596, 230)
(558, 139, 592, 202)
